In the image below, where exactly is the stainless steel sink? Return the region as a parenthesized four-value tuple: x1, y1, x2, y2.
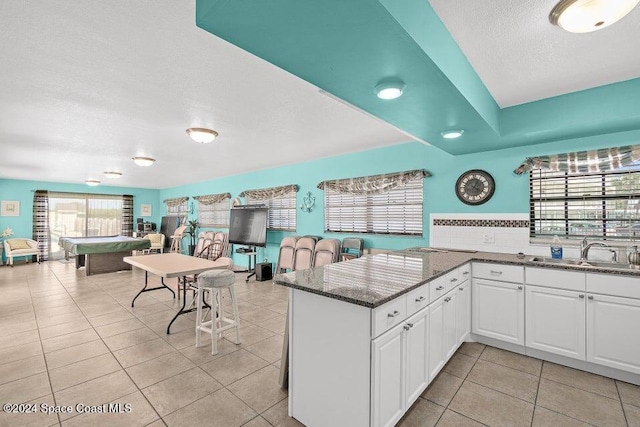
(529, 256, 640, 271)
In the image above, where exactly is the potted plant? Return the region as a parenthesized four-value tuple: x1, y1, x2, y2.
(185, 220, 199, 255)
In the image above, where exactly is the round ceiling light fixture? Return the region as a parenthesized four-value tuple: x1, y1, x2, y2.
(549, 0, 640, 33)
(85, 179, 101, 186)
(375, 79, 406, 100)
(441, 130, 465, 139)
(186, 127, 219, 144)
(132, 156, 156, 167)
(104, 171, 123, 179)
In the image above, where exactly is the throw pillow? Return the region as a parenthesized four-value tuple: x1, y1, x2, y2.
(209, 241, 222, 261)
(8, 239, 31, 250)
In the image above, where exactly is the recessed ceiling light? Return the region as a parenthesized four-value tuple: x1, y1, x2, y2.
(441, 130, 465, 139)
(85, 179, 100, 186)
(132, 157, 156, 167)
(375, 79, 406, 100)
(104, 171, 123, 179)
(549, 0, 640, 33)
(186, 128, 219, 144)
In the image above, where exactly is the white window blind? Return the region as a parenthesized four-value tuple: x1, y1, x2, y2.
(198, 200, 229, 228)
(247, 194, 297, 231)
(166, 200, 188, 216)
(530, 163, 640, 240)
(324, 177, 423, 236)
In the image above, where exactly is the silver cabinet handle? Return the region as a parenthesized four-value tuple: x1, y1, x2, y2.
(388, 310, 401, 318)
(462, 271, 470, 275)
(588, 295, 594, 300)
(490, 270, 503, 275)
(579, 294, 585, 299)
(444, 297, 451, 302)
(517, 286, 523, 290)
(407, 323, 413, 328)
(459, 287, 464, 291)
(450, 278, 458, 282)
(404, 324, 411, 331)
(436, 286, 444, 291)
(415, 296, 426, 303)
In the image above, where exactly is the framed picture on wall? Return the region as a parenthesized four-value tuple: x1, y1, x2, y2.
(140, 204, 152, 217)
(1, 201, 20, 216)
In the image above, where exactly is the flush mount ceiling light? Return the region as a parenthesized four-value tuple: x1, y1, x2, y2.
(549, 0, 640, 33)
(186, 127, 219, 144)
(441, 130, 465, 139)
(103, 171, 123, 179)
(85, 179, 100, 186)
(375, 79, 406, 100)
(132, 156, 156, 167)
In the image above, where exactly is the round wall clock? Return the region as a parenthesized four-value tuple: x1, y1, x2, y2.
(455, 169, 495, 205)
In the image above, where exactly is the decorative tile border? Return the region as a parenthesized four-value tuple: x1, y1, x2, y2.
(433, 219, 530, 228)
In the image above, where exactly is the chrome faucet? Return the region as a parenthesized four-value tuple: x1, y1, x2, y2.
(580, 237, 609, 260)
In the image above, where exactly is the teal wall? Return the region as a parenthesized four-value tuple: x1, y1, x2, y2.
(4, 127, 639, 268)
(0, 179, 159, 262)
(160, 128, 640, 267)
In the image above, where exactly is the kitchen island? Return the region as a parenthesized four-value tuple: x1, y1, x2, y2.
(274, 248, 640, 427)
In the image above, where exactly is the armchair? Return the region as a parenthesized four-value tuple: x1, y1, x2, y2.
(4, 238, 40, 266)
(143, 233, 165, 254)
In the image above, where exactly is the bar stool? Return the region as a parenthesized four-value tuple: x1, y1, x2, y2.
(195, 269, 241, 355)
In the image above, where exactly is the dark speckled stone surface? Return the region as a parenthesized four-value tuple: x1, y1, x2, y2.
(274, 248, 640, 308)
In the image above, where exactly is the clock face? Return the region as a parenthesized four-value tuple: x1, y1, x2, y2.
(455, 170, 495, 205)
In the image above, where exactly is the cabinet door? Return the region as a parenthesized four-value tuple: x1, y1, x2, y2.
(405, 308, 429, 407)
(444, 291, 458, 359)
(428, 297, 445, 382)
(472, 279, 525, 345)
(456, 281, 471, 345)
(587, 293, 640, 374)
(526, 286, 586, 360)
(371, 322, 405, 427)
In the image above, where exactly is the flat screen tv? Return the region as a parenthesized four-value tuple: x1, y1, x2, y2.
(228, 206, 268, 247)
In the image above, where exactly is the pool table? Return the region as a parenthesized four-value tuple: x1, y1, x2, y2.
(59, 235, 151, 276)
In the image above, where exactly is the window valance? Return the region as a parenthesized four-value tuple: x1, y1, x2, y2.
(239, 185, 298, 201)
(193, 193, 231, 205)
(514, 145, 640, 175)
(163, 197, 189, 207)
(317, 169, 430, 195)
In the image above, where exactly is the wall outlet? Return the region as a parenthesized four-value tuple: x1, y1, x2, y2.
(483, 233, 495, 244)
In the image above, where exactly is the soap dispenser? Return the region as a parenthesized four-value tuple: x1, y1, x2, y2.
(550, 235, 563, 259)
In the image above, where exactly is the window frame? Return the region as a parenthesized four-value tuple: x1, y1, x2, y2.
(197, 199, 230, 228)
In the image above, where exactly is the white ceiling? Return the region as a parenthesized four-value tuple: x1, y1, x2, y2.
(0, 1, 409, 190)
(428, 0, 640, 108)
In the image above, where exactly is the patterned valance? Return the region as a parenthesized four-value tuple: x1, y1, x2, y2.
(239, 184, 298, 200)
(317, 169, 430, 195)
(193, 193, 231, 205)
(514, 145, 640, 175)
(163, 196, 189, 207)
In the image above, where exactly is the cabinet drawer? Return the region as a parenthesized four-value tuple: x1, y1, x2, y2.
(473, 263, 523, 283)
(406, 284, 429, 316)
(586, 273, 640, 299)
(445, 270, 461, 293)
(372, 295, 407, 338)
(526, 267, 585, 291)
(459, 263, 471, 283)
(429, 276, 448, 303)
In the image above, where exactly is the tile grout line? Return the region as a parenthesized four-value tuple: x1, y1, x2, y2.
(531, 360, 543, 427)
(615, 380, 631, 427)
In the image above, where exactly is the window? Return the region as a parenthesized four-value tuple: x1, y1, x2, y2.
(164, 197, 189, 216)
(324, 177, 423, 236)
(247, 194, 297, 231)
(530, 162, 640, 240)
(196, 194, 230, 228)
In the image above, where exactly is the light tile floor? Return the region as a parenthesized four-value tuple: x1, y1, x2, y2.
(0, 261, 639, 427)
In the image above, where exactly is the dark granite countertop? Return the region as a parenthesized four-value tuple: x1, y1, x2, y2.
(273, 248, 640, 309)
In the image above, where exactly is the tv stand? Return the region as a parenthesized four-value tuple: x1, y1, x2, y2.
(235, 246, 257, 282)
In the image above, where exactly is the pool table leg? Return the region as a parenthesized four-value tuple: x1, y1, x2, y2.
(131, 271, 176, 308)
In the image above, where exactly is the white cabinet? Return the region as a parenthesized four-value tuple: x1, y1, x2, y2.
(443, 291, 458, 359)
(587, 293, 640, 375)
(456, 280, 471, 345)
(472, 278, 525, 345)
(428, 297, 445, 381)
(372, 307, 430, 427)
(525, 286, 586, 360)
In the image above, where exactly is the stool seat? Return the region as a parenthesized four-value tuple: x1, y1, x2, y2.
(197, 269, 235, 289)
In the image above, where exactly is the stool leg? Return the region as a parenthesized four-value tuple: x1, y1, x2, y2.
(211, 288, 219, 355)
(195, 287, 202, 348)
(229, 285, 241, 345)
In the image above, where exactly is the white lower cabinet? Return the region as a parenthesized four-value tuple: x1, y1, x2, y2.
(443, 291, 458, 360)
(428, 297, 445, 381)
(587, 293, 640, 374)
(472, 278, 525, 345)
(371, 307, 429, 427)
(525, 286, 586, 360)
(456, 280, 471, 345)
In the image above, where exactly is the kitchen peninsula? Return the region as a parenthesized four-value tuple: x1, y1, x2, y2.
(274, 248, 640, 427)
